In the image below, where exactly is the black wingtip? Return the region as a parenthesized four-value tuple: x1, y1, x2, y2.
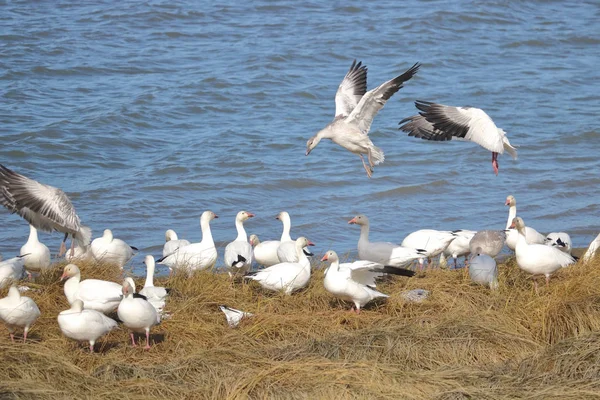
(156, 255, 167, 263)
(130, 246, 139, 251)
(376, 266, 416, 277)
(416, 249, 427, 254)
(133, 293, 148, 301)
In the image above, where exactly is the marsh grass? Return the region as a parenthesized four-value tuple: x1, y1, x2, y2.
(1, 255, 600, 399)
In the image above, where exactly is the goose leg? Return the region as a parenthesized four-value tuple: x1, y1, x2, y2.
(545, 275, 551, 287)
(367, 148, 375, 168)
(130, 333, 137, 347)
(69, 236, 76, 258)
(59, 233, 68, 257)
(359, 154, 373, 178)
(533, 276, 539, 294)
(492, 152, 499, 175)
(144, 329, 151, 350)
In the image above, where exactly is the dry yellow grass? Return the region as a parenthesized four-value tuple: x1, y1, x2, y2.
(1, 255, 600, 399)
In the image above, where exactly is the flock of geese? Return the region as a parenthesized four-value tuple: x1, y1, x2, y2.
(0, 60, 598, 352)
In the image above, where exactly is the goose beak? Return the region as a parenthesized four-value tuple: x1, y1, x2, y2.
(348, 217, 357, 224)
(321, 254, 328, 261)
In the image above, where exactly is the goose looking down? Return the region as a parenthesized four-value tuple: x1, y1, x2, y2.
(117, 279, 160, 349)
(400, 229, 456, 269)
(469, 230, 506, 258)
(139, 255, 169, 313)
(162, 229, 191, 258)
(252, 211, 292, 267)
(510, 217, 575, 292)
(469, 247, 499, 290)
(224, 211, 255, 278)
(0, 164, 92, 257)
(583, 233, 600, 263)
(0, 286, 40, 343)
(157, 211, 218, 274)
(444, 229, 477, 268)
(0, 255, 26, 288)
(60, 264, 122, 314)
(20, 225, 51, 273)
(219, 305, 253, 328)
(322, 250, 415, 313)
(544, 232, 572, 255)
(504, 195, 545, 251)
(57, 299, 118, 352)
(244, 237, 315, 295)
(306, 61, 421, 178)
(90, 229, 138, 269)
(348, 215, 426, 268)
(399, 100, 517, 175)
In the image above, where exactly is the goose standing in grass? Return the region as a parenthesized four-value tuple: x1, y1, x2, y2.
(469, 230, 506, 258)
(469, 247, 499, 290)
(399, 101, 517, 175)
(400, 229, 456, 269)
(252, 211, 292, 267)
(219, 305, 253, 328)
(504, 195, 545, 251)
(244, 237, 314, 294)
(544, 232, 572, 255)
(348, 215, 426, 268)
(117, 279, 160, 349)
(139, 255, 169, 313)
(583, 233, 600, 263)
(162, 229, 191, 258)
(224, 211, 255, 278)
(0, 164, 92, 257)
(20, 225, 51, 274)
(306, 61, 420, 178)
(321, 250, 415, 313)
(157, 211, 218, 274)
(60, 264, 122, 314)
(0, 286, 40, 343)
(275, 211, 307, 264)
(57, 299, 117, 353)
(90, 229, 138, 269)
(510, 217, 575, 292)
(0, 255, 27, 288)
(443, 229, 477, 268)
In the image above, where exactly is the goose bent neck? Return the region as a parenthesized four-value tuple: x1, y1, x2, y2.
(506, 206, 517, 230)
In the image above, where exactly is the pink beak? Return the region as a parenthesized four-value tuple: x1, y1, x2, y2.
(247, 212, 255, 218)
(307, 240, 315, 247)
(348, 217, 357, 224)
(321, 254, 328, 262)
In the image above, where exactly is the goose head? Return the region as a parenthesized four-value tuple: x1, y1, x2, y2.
(505, 195, 516, 207)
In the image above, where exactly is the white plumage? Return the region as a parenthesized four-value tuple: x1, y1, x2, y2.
(117, 279, 160, 349)
(91, 229, 137, 269)
(469, 248, 499, 290)
(57, 299, 118, 352)
(162, 229, 191, 258)
(0, 286, 40, 343)
(0, 255, 26, 288)
(20, 224, 51, 273)
(253, 211, 293, 267)
(583, 233, 600, 263)
(400, 229, 456, 268)
(219, 305, 253, 328)
(544, 232, 572, 255)
(504, 195, 545, 251)
(139, 255, 169, 313)
(224, 211, 255, 278)
(60, 264, 122, 314)
(444, 229, 477, 268)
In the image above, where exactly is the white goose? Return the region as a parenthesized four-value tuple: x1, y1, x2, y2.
(219, 305, 253, 328)
(224, 211, 255, 278)
(60, 264, 122, 314)
(444, 229, 477, 268)
(0, 286, 40, 343)
(399, 101, 517, 175)
(90, 229, 138, 269)
(400, 229, 456, 269)
(162, 229, 191, 258)
(583, 233, 600, 263)
(157, 211, 218, 274)
(65, 243, 94, 263)
(306, 61, 420, 178)
(252, 211, 292, 267)
(469, 230, 506, 258)
(468, 247, 499, 290)
(504, 195, 545, 251)
(321, 250, 415, 313)
(139, 255, 169, 313)
(57, 299, 118, 352)
(117, 279, 160, 349)
(348, 215, 425, 268)
(0, 164, 92, 257)
(510, 217, 575, 292)
(244, 237, 314, 295)
(544, 232, 572, 255)
(20, 224, 51, 273)
(0, 255, 26, 288)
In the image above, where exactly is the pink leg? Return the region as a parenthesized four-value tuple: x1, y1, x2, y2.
(359, 154, 373, 178)
(144, 330, 151, 350)
(59, 242, 67, 257)
(23, 329, 28, 343)
(9, 333, 14, 343)
(492, 152, 499, 175)
(545, 275, 551, 286)
(89, 343, 95, 353)
(69, 239, 75, 258)
(533, 276, 539, 294)
(355, 308, 361, 314)
(130, 333, 137, 347)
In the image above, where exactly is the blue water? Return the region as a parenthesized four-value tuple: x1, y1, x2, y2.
(1, 1, 599, 272)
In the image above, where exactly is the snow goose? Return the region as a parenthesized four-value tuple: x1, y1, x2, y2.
(321, 250, 415, 313)
(0, 286, 40, 343)
(252, 211, 292, 267)
(469, 230, 506, 258)
(444, 229, 477, 268)
(219, 305, 253, 328)
(348, 215, 426, 268)
(244, 237, 314, 295)
(469, 247, 499, 290)
(91, 229, 138, 269)
(399, 100, 517, 175)
(162, 229, 191, 258)
(0, 164, 92, 257)
(400, 229, 456, 269)
(65, 243, 94, 263)
(504, 195, 545, 251)
(510, 217, 575, 292)
(57, 299, 118, 352)
(224, 211, 255, 278)
(276, 212, 313, 265)
(583, 233, 600, 263)
(544, 232, 572, 255)
(117, 279, 160, 349)
(0, 255, 26, 288)
(157, 211, 218, 274)
(60, 264, 122, 314)
(20, 225, 51, 273)
(139, 255, 169, 313)
(306, 61, 420, 178)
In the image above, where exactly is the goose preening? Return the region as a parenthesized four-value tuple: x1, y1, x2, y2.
(0, 286, 40, 343)
(469, 247, 499, 290)
(252, 211, 292, 267)
(90, 229, 138, 269)
(244, 237, 314, 295)
(0, 255, 27, 288)
(57, 299, 118, 352)
(583, 233, 600, 263)
(219, 305, 253, 328)
(162, 229, 191, 258)
(469, 230, 506, 258)
(510, 217, 575, 292)
(0, 164, 92, 257)
(399, 101, 517, 175)
(224, 211, 255, 278)
(400, 229, 456, 269)
(117, 279, 160, 349)
(139, 255, 169, 313)
(157, 211, 218, 275)
(504, 195, 545, 251)
(321, 250, 415, 313)
(544, 232, 572, 255)
(348, 215, 426, 268)
(60, 264, 122, 314)
(19, 225, 51, 274)
(443, 229, 477, 268)
(306, 60, 421, 178)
